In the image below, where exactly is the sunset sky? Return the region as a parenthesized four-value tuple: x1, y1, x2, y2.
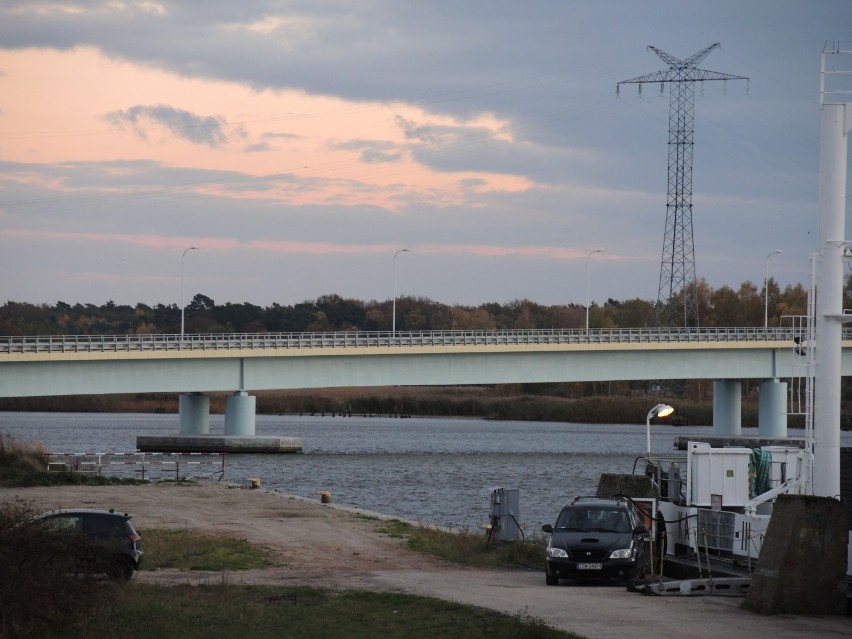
(1, 1, 850, 310)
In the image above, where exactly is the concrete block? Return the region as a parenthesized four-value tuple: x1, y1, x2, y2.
(596, 473, 657, 499)
(747, 494, 848, 615)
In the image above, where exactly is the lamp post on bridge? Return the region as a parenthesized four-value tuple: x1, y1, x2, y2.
(181, 246, 200, 337)
(764, 249, 783, 329)
(586, 249, 604, 331)
(392, 248, 410, 334)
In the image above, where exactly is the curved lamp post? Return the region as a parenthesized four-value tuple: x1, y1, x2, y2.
(180, 246, 200, 337)
(764, 249, 783, 329)
(392, 248, 410, 333)
(646, 403, 674, 459)
(586, 249, 604, 331)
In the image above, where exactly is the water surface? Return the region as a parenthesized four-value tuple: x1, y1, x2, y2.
(2, 412, 835, 531)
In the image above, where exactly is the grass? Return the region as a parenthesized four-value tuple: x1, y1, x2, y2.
(34, 584, 582, 639)
(143, 520, 543, 574)
(378, 519, 547, 571)
(141, 528, 273, 571)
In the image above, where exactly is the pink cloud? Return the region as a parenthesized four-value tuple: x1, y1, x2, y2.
(0, 228, 641, 261)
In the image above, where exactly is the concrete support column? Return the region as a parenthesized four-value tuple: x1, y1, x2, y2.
(713, 379, 741, 436)
(179, 393, 210, 435)
(224, 391, 256, 436)
(758, 379, 788, 438)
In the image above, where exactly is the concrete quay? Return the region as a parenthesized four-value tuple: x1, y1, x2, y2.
(137, 435, 303, 453)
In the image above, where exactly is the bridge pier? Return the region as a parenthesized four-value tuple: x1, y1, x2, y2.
(225, 391, 256, 436)
(758, 379, 787, 438)
(712, 379, 742, 436)
(146, 390, 298, 453)
(712, 379, 788, 438)
(179, 393, 210, 435)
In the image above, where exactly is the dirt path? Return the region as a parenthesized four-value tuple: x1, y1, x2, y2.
(3, 482, 850, 639)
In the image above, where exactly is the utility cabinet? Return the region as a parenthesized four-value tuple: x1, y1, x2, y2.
(489, 488, 521, 541)
(686, 442, 750, 507)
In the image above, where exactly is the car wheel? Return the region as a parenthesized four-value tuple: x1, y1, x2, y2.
(545, 567, 559, 586)
(110, 556, 134, 581)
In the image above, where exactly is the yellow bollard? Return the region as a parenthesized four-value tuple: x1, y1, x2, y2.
(249, 478, 261, 489)
(320, 491, 332, 504)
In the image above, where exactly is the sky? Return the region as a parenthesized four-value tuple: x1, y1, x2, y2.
(0, 1, 850, 310)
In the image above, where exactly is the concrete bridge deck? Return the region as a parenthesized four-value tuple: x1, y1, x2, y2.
(0, 327, 838, 398)
(0, 326, 820, 358)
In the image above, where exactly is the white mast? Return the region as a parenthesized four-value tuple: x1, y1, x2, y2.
(813, 43, 852, 498)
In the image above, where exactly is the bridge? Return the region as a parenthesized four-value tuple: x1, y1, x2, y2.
(1, 326, 845, 441)
(0, 326, 837, 396)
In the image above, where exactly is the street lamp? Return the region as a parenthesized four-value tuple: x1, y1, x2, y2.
(181, 246, 200, 337)
(586, 249, 604, 331)
(646, 403, 674, 460)
(764, 249, 783, 329)
(392, 248, 410, 333)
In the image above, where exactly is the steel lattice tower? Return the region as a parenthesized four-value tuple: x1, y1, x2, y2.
(618, 44, 748, 326)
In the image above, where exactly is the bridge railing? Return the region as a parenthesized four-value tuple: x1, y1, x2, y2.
(0, 326, 815, 355)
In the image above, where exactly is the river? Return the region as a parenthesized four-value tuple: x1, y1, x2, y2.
(2, 412, 845, 533)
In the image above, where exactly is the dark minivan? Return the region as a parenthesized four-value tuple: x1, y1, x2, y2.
(541, 496, 647, 585)
(34, 508, 144, 581)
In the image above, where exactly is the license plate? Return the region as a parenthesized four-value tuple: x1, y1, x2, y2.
(577, 562, 602, 570)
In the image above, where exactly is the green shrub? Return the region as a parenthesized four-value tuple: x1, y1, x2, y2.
(0, 500, 114, 638)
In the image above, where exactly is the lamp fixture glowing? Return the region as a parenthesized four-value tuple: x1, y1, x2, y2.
(646, 403, 675, 459)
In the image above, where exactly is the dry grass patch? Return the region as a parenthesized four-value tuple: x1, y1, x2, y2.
(379, 520, 546, 570)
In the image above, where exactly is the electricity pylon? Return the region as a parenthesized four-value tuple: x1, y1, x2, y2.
(618, 44, 748, 327)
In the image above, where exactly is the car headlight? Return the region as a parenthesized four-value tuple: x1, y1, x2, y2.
(547, 547, 568, 558)
(609, 547, 634, 560)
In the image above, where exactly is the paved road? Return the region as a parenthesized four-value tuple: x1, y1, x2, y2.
(370, 569, 852, 639)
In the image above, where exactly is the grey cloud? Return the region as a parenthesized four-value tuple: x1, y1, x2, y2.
(245, 131, 301, 152)
(104, 105, 231, 147)
(0, 1, 840, 181)
(0, 153, 814, 307)
(360, 149, 402, 164)
(262, 132, 299, 141)
(395, 117, 472, 144)
(0, 159, 298, 226)
(245, 141, 272, 152)
(333, 139, 403, 164)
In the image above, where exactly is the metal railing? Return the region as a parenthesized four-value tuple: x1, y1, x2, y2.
(47, 452, 225, 481)
(0, 326, 833, 355)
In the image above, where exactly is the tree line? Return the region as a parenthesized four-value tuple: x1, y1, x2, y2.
(0, 276, 837, 336)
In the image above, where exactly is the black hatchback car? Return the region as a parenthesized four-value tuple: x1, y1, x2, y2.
(541, 496, 647, 585)
(33, 508, 144, 581)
